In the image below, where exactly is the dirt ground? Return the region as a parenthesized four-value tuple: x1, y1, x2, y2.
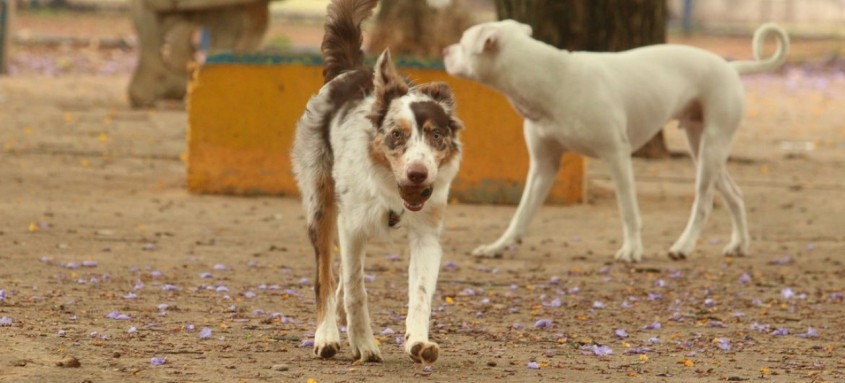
(3, 11, 845, 383)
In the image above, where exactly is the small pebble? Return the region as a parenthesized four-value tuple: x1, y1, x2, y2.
(271, 364, 290, 371)
(56, 356, 81, 368)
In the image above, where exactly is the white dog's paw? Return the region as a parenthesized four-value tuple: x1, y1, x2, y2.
(350, 337, 382, 364)
(405, 339, 440, 364)
(722, 241, 748, 258)
(668, 240, 695, 261)
(313, 323, 341, 359)
(614, 244, 643, 263)
(471, 238, 519, 258)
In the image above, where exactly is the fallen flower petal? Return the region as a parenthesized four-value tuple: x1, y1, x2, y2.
(0, 316, 13, 326)
(614, 329, 628, 339)
(771, 328, 789, 336)
(199, 327, 212, 339)
(527, 361, 540, 369)
(150, 357, 166, 366)
(534, 319, 552, 329)
(800, 327, 819, 338)
(643, 322, 662, 330)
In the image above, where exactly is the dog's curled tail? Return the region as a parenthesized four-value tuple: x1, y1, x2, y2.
(322, 0, 379, 84)
(731, 23, 790, 75)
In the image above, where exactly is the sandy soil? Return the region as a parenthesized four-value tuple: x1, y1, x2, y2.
(2, 12, 845, 383)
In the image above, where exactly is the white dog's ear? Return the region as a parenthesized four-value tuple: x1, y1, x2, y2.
(472, 26, 499, 54)
(521, 23, 533, 36)
(370, 49, 409, 128)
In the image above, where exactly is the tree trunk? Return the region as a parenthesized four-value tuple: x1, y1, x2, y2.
(494, 0, 671, 159)
(367, 0, 473, 59)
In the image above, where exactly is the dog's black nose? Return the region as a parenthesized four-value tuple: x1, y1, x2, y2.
(407, 165, 428, 185)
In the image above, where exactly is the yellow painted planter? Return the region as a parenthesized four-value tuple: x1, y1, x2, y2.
(187, 54, 584, 205)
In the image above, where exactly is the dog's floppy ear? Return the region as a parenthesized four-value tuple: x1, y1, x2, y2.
(369, 49, 409, 129)
(416, 82, 455, 110)
(471, 26, 499, 54)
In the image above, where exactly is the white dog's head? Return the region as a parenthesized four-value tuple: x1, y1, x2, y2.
(443, 20, 533, 81)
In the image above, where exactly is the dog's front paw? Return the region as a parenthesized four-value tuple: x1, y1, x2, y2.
(313, 341, 341, 359)
(406, 340, 439, 364)
(614, 245, 643, 263)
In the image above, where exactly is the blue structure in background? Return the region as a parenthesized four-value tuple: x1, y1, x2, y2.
(682, 0, 694, 34)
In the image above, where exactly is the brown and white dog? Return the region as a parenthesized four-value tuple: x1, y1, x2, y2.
(291, 0, 462, 364)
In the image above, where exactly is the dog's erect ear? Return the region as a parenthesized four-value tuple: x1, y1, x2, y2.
(472, 26, 499, 54)
(369, 49, 409, 129)
(415, 82, 455, 109)
(520, 22, 533, 36)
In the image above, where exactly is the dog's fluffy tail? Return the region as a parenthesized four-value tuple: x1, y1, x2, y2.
(731, 23, 790, 75)
(322, 0, 378, 84)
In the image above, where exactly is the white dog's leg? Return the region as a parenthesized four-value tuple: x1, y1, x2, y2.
(472, 122, 562, 257)
(669, 128, 730, 259)
(404, 226, 442, 364)
(680, 121, 749, 257)
(603, 152, 644, 262)
(715, 173, 750, 256)
(338, 218, 382, 363)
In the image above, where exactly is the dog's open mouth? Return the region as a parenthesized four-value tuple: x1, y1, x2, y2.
(399, 185, 433, 212)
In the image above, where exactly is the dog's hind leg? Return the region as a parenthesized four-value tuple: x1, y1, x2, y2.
(338, 217, 382, 364)
(669, 121, 734, 259)
(306, 177, 341, 359)
(603, 151, 644, 263)
(472, 122, 563, 258)
(404, 223, 443, 364)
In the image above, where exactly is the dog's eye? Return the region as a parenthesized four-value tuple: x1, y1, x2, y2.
(432, 130, 442, 140)
(391, 130, 402, 139)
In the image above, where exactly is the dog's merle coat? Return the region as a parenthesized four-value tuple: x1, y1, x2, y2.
(291, 0, 462, 364)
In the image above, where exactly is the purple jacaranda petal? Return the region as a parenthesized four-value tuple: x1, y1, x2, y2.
(800, 327, 819, 338)
(142, 243, 156, 251)
(106, 310, 131, 320)
(252, 309, 265, 316)
(549, 276, 561, 285)
(0, 316, 13, 326)
(40, 256, 52, 263)
(65, 262, 80, 270)
(300, 339, 314, 348)
(422, 365, 433, 373)
(491, 267, 499, 274)
(738, 272, 751, 284)
(133, 281, 144, 290)
(442, 260, 458, 270)
(534, 319, 552, 329)
(621, 300, 633, 308)
(128, 326, 137, 334)
(199, 272, 213, 279)
(707, 320, 727, 328)
(831, 292, 843, 302)
(716, 338, 731, 351)
(614, 329, 628, 339)
(732, 311, 746, 317)
(771, 328, 789, 336)
(213, 264, 227, 271)
(647, 293, 663, 301)
(805, 243, 816, 251)
(82, 260, 98, 267)
(461, 288, 476, 296)
(770, 256, 792, 265)
(512, 323, 524, 330)
(380, 327, 396, 335)
(150, 357, 166, 366)
(655, 279, 666, 288)
(751, 298, 763, 306)
(0, 289, 6, 301)
(150, 270, 163, 278)
(643, 322, 661, 330)
(298, 277, 310, 285)
(623, 347, 652, 355)
(704, 298, 716, 307)
(527, 361, 540, 369)
(569, 286, 580, 294)
(751, 322, 770, 332)
(199, 327, 212, 339)
(123, 292, 137, 300)
(781, 288, 795, 299)
(184, 324, 195, 331)
(157, 304, 169, 311)
(268, 284, 281, 290)
(215, 286, 229, 293)
(580, 344, 613, 356)
(396, 336, 405, 346)
(543, 297, 562, 307)
(592, 301, 605, 309)
(364, 274, 376, 283)
(162, 284, 178, 292)
(387, 253, 401, 262)
(648, 336, 660, 344)
(244, 291, 256, 299)
(509, 284, 518, 291)
(668, 269, 682, 279)
(57, 329, 66, 337)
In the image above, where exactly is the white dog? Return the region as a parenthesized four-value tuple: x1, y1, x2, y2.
(444, 21, 788, 262)
(292, 0, 462, 363)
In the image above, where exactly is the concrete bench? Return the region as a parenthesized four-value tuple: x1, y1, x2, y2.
(186, 53, 585, 205)
(128, 0, 273, 107)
